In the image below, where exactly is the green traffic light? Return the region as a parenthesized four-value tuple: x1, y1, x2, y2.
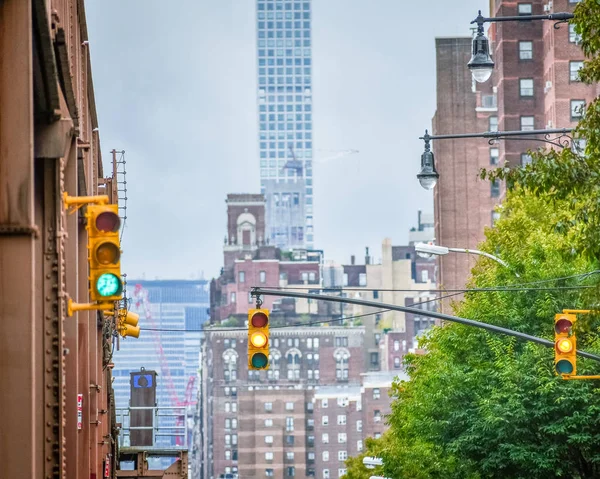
(556, 359, 574, 375)
(251, 352, 268, 369)
(96, 273, 122, 297)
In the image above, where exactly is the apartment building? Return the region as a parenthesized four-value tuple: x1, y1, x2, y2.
(433, 0, 600, 302)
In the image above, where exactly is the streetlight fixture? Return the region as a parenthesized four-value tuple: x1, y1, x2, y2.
(468, 9, 574, 83)
(416, 128, 574, 189)
(415, 242, 519, 276)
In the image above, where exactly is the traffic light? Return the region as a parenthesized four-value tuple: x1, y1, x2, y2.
(118, 309, 141, 338)
(554, 313, 577, 376)
(87, 204, 123, 302)
(248, 308, 270, 370)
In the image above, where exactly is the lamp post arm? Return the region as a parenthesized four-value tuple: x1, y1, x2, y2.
(420, 128, 573, 141)
(447, 247, 512, 270)
(250, 288, 600, 364)
(472, 12, 574, 24)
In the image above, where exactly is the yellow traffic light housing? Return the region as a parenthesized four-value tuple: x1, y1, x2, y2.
(554, 313, 577, 376)
(87, 204, 123, 302)
(248, 308, 270, 370)
(118, 310, 141, 339)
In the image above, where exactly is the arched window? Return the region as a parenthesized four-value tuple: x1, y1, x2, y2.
(223, 348, 239, 382)
(334, 348, 350, 381)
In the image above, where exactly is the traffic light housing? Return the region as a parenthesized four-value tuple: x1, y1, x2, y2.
(87, 204, 123, 302)
(118, 310, 141, 338)
(554, 313, 577, 376)
(248, 308, 270, 370)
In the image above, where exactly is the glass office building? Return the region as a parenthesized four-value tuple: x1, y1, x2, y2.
(112, 280, 210, 446)
(257, 0, 314, 250)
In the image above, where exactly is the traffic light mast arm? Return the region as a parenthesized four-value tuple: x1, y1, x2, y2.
(250, 288, 600, 364)
(63, 192, 109, 214)
(67, 298, 114, 317)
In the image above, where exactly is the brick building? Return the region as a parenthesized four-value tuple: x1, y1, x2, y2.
(433, 0, 600, 305)
(198, 327, 405, 479)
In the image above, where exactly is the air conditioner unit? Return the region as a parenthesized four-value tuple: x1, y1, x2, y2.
(543, 3, 550, 12)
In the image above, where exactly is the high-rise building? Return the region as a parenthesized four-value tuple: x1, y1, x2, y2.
(432, 0, 600, 303)
(112, 280, 210, 447)
(256, 0, 315, 250)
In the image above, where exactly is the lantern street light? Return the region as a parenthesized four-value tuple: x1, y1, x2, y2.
(468, 9, 574, 83)
(416, 128, 574, 190)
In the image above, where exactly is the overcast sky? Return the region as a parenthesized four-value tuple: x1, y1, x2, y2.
(85, 0, 483, 280)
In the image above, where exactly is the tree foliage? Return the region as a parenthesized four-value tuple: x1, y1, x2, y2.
(346, 2, 600, 477)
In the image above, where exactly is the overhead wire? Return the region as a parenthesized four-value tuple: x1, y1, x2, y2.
(141, 291, 464, 333)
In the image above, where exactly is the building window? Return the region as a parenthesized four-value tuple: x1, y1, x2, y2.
(322, 451, 329, 461)
(342, 273, 348, 286)
(519, 41, 533, 60)
(321, 398, 328, 408)
(335, 337, 348, 347)
(374, 410, 381, 422)
(230, 292, 236, 303)
(239, 271, 245, 283)
(571, 100, 585, 120)
(265, 435, 274, 444)
(266, 470, 274, 477)
(521, 153, 533, 166)
(572, 138, 586, 155)
(519, 78, 534, 97)
(338, 451, 347, 461)
(394, 356, 401, 369)
(286, 452, 295, 461)
(265, 452, 274, 461)
(323, 470, 330, 479)
(491, 180, 501, 198)
(260, 270, 267, 283)
(359, 273, 367, 286)
(287, 467, 295, 477)
(490, 147, 499, 165)
(520, 116, 535, 131)
(322, 415, 329, 426)
(570, 61, 584, 82)
(286, 417, 294, 432)
(286, 401, 294, 411)
(337, 415, 346, 425)
(225, 450, 231, 460)
(489, 116, 498, 132)
(492, 210, 501, 226)
(569, 24, 582, 43)
(322, 433, 329, 443)
(338, 433, 347, 443)
(265, 402, 273, 412)
(356, 420, 362, 432)
(357, 440, 363, 451)
(265, 418, 273, 427)
(517, 3, 532, 15)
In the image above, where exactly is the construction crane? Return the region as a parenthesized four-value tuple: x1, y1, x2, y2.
(132, 284, 197, 446)
(281, 145, 303, 175)
(314, 148, 359, 164)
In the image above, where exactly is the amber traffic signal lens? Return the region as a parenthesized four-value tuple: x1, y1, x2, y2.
(555, 318, 573, 334)
(556, 338, 574, 353)
(250, 331, 268, 348)
(95, 242, 121, 265)
(95, 212, 121, 233)
(251, 352, 268, 368)
(251, 312, 269, 328)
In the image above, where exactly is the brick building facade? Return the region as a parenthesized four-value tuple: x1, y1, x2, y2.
(198, 327, 404, 479)
(433, 1, 600, 305)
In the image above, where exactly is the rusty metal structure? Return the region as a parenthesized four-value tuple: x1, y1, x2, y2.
(0, 1, 188, 478)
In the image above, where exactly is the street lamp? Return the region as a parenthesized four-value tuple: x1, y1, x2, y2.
(416, 127, 574, 190)
(415, 242, 519, 276)
(417, 131, 439, 190)
(468, 9, 574, 83)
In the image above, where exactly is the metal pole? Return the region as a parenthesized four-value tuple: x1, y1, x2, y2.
(251, 288, 600, 363)
(420, 128, 573, 141)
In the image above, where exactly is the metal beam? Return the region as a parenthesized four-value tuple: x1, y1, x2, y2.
(251, 288, 600, 363)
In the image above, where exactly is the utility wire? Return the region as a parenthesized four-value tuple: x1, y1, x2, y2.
(141, 291, 464, 333)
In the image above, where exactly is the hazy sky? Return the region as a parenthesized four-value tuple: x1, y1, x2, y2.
(85, 0, 483, 280)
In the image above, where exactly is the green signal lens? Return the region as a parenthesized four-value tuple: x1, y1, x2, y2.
(96, 273, 122, 297)
(251, 352, 269, 369)
(556, 359, 574, 375)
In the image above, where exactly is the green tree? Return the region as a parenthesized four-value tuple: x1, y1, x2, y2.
(346, 2, 600, 477)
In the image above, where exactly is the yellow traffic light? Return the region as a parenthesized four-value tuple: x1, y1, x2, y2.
(118, 310, 140, 339)
(87, 204, 123, 302)
(554, 313, 577, 376)
(248, 308, 270, 370)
